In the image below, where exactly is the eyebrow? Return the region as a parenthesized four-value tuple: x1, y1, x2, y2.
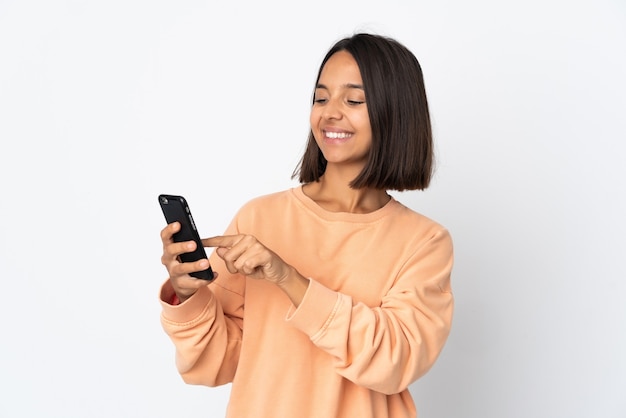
(316, 83, 364, 90)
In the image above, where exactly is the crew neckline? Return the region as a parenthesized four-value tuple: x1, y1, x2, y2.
(291, 185, 399, 223)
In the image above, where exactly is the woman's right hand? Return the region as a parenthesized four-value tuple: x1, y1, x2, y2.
(160, 221, 215, 303)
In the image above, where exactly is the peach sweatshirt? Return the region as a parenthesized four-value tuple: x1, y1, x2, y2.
(160, 187, 454, 418)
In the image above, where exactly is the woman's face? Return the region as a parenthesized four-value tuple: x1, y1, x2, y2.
(310, 51, 372, 170)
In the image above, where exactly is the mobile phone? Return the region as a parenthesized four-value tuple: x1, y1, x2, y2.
(158, 194, 214, 281)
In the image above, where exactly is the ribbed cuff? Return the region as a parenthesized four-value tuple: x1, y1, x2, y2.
(159, 280, 214, 324)
(286, 279, 340, 338)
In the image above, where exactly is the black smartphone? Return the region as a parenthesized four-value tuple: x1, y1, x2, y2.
(158, 194, 214, 281)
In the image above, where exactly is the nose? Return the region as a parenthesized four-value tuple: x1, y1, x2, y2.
(321, 98, 343, 120)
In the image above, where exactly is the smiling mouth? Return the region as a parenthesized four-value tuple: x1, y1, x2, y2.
(324, 131, 352, 139)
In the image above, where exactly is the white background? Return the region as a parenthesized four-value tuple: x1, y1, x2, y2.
(1, 0, 625, 417)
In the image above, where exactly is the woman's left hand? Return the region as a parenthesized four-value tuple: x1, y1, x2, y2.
(203, 235, 292, 285)
(203, 234, 310, 307)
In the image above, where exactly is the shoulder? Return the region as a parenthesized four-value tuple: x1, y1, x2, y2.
(231, 188, 297, 225)
(238, 189, 293, 212)
(388, 199, 452, 251)
(226, 188, 303, 237)
(392, 199, 447, 232)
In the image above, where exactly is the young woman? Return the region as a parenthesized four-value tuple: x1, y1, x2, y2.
(159, 33, 454, 418)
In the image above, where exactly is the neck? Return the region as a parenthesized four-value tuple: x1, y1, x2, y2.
(302, 167, 390, 214)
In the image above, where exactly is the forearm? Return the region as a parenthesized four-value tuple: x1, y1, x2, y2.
(276, 266, 310, 307)
(160, 282, 243, 386)
(287, 278, 452, 393)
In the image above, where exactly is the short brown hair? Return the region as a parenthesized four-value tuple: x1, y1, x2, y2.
(293, 33, 434, 191)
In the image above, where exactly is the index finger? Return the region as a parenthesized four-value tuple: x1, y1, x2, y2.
(202, 235, 242, 248)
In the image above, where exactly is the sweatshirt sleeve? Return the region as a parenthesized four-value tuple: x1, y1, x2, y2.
(286, 227, 454, 395)
(159, 270, 244, 386)
(159, 220, 246, 387)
